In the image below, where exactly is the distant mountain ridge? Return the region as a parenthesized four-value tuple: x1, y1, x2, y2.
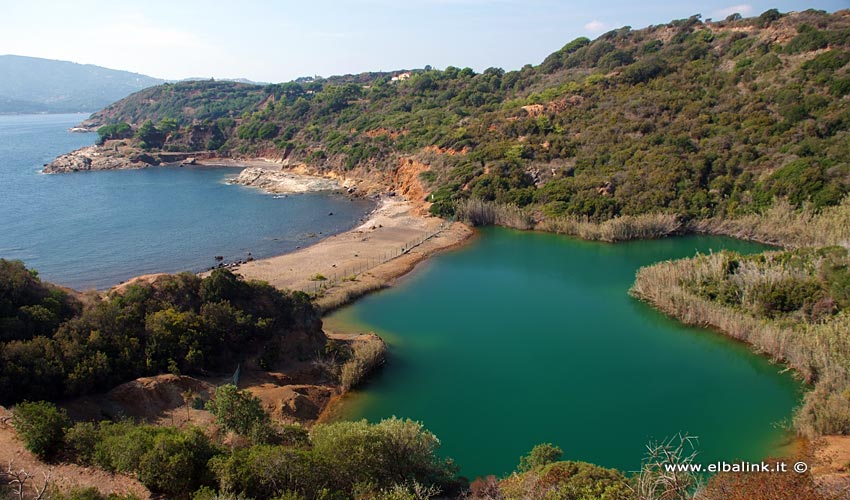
(0, 55, 165, 114)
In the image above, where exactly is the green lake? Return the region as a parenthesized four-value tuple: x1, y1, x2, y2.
(324, 227, 804, 479)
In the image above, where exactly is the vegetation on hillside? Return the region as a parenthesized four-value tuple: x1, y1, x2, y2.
(12, 398, 831, 500)
(10, 398, 462, 500)
(0, 261, 323, 405)
(86, 9, 850, 228)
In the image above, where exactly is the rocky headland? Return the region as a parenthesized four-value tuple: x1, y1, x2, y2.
(43, 142, 217, 173)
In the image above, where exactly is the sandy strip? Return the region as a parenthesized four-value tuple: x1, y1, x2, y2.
(232, 198, 473, 311)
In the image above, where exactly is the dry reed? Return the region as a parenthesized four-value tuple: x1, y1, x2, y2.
(631, 252, 850, 437)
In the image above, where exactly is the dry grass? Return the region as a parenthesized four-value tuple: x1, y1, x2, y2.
(538, 212, 682, 242)
(455, 199, 535, 229)
(340, 336, 387, 391)
(631, 253, 850, 437)
(457, 195, 850, 248)
(690, 197, 850, 249)
(456, 199, 682, 242)
(314, 280, 388, 314)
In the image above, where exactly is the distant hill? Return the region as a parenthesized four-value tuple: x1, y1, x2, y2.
(0, 55, 164, 114)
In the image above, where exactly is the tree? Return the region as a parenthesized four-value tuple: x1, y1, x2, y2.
(96, 123, 131, 145)
(205, 384, 269, 436)
(11, 401, 70, 460)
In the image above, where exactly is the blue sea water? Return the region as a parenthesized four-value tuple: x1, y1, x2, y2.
(0, 113, 375, 290)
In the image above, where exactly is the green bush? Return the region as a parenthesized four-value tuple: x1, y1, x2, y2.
(517, 443, 563, 472)
(310, 417, 458, 491)
(53, 488, 140, 500)
(11, 400, 70, 460)
(752, 278, 824, 318)
(210, 445, 330, 500)
(65, 421, 100, 464)
(206, 384, 269, 436)
(93, 423, 218, 498)
(137, 427, 218, 497)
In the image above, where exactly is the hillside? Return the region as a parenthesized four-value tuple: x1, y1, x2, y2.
(75, 9, 850, 225)
(0, 55, 163, 113)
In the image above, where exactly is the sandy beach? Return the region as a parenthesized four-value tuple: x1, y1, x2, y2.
(232, 197, 473, 311)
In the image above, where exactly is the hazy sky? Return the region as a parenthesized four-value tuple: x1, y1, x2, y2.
(1, 0, 846, 82)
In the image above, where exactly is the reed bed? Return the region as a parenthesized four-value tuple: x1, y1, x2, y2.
(455, 199, 682, 242)
(631, 252, 850, 437)
(689, 197, 850, 249)
(455, 198, 535, 230)
(340, 335, 387, 391)
(539, 212, 682, 242)
(456, 195, 850, 248)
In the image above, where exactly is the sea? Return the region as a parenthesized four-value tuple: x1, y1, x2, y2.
(0, 113, 375, 290)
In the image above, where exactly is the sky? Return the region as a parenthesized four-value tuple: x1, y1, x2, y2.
(1, 0, 847, 83)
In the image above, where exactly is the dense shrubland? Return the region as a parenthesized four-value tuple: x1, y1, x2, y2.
(0, 261, 323, 405)
(7, 396, 834, 500)
(10, 398, 461, 500)
(86, 10, 850, 231)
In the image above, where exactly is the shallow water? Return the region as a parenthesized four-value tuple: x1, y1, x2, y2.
(325, 227, 804, 479)
(0, 113, 374, 290)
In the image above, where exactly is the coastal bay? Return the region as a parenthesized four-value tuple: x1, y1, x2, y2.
(0, 113, 375, 290)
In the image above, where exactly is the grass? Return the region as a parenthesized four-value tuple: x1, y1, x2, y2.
(340, 336, 387, 391)
(689, 197, 850, 249)
(538, 212, 682, 242)
(457, 195, 850, 247)
(455, 199, 683, 242)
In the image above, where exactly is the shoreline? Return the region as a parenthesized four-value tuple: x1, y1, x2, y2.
(41, 149, 848, 485)
(229, 196, 474, 313)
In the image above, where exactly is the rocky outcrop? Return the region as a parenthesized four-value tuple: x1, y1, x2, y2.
(43, 143, 220, 173)
(230, 166, 344, 193)
(43, 145, 152, 173)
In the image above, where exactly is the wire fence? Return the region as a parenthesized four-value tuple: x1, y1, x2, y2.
(304, 222, 448, 294)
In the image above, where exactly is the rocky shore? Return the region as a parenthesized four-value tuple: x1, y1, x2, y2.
(43, 143, 217, 173)
(230, 166, 346, 193)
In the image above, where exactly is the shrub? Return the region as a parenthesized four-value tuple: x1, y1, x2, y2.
(206, 384, 269, 436)
(92, 423, 218, 498)
(210, 445, 330, 500)
(500, 461, 630, 500)
(137, 427, 218, 497)
(11, 400, 70, 460)
(53, 488, 141, 500)
(751, 277, 824, 318)
(517, 443, 563, 472)
(65, 421, 100, 464)
(310, 418, 458, 492)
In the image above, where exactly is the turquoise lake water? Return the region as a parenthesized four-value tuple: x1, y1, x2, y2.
(325, 227, 804, 479)
(0, 113, 374, 290)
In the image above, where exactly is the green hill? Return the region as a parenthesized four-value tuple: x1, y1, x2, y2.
(84, 9, 850, 222)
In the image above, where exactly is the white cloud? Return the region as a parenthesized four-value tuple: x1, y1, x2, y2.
(584, 20, 609, 33)
(713, 4, 754, 19)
